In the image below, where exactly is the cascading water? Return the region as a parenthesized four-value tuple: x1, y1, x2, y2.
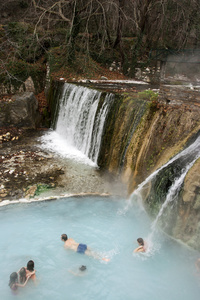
(40, 83, 115, 165)
(88, 93, 115, 164)
(55, 83, 101, 157)
(146, 135, 200, 224)
(120, 134, 200, 253)
(151, 157, 198, 233)
(122, 135, 200, 232)
(136, 134, 200, 194)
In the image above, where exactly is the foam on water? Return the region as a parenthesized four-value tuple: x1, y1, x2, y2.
(0, 196, 200, 300)
(39, 130, 97, 167)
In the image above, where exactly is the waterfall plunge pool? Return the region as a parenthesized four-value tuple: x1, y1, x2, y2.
(1, 196, 200, 300)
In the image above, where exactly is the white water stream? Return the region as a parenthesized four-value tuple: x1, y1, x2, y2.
(136, 135, 200, 193)
(40, 83, 114, 166)
(122, 135, 200, 220)
(151, 157, 199, 232)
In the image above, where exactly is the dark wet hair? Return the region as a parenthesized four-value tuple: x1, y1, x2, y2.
(19, 267, 26, 284)
(9, 272, 18, 288)
(79, 265, 86, 271)
(137, 238, 144, 246)
(27, 260, 34, 271)
(61, 234, 68, 241)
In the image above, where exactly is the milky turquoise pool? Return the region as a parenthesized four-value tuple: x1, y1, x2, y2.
(0, 196, 200, 300)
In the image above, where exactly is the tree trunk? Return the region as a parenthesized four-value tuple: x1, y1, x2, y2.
(113, 0, 125, 49)
(130, 0, 153, 77)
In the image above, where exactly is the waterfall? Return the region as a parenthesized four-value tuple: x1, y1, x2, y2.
(55, 83, 101, 155)
(130, 134, 200, 249)
(125, 134, 200, 219)
(40, 83, 114, 165)
(88, 93, 115, 164)
(151, 157, 198, 232)
(135, 134, 200, 193)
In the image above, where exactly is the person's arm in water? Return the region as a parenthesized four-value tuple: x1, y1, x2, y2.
(15, 275, 31, 287)
(26, 269, 36, 281)
(133, 246, 145, 253)
(27, 270, 36, 277)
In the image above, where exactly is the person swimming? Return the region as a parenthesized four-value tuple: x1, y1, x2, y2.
(9, 271, 31, 292)
(79, 265, 87, 271)
(26, 260, 36, 281)
(18, 267, 27, 284)
(18, 266, 35, 283)
(133, 238, 146, 253)
(69, 265, 87, 276)
(9, 272, 18, 291)
(61, 234, 110, 261)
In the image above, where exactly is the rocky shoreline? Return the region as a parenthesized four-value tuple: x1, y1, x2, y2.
(0, 129, 126, 202)
(0, 130, 60, 200)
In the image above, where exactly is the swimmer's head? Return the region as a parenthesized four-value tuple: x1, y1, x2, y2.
(61, 234, 68, 241)
(9, 272, 18, 287)
(27, 260, 34, 271)
(79, 265, 86, 271)
(19, 267, 26, 278)
(137, 238, 144, 246)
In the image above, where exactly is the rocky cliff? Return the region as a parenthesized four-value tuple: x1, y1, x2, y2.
(95, 85, 200, 251)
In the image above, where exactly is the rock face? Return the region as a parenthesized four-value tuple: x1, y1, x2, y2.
(0, 92, 40, 128)
(173, 159, 200, 250)
(97, 89, 200, 194)
(182, 160, 200, 205)
(93, 85, 200, 251)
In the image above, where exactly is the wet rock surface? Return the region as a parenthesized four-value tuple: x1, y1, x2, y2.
(0, 130, 126, 201)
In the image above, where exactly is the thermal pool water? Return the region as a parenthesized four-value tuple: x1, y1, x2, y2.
(0, 196, 200, 300)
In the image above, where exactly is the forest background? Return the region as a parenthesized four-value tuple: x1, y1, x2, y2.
(0, 0, 200, 95)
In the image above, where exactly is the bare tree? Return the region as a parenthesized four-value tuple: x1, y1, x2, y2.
(1, 0, 200, 86)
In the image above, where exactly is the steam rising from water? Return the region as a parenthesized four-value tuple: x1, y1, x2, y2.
(164, 52, 200, 83)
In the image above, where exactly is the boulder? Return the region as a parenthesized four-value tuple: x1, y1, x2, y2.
(0, 92, 40, 128)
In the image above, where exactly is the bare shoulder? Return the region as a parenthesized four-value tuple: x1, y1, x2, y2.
(68, 238, 75, 242)
(64, 238, 76, 247)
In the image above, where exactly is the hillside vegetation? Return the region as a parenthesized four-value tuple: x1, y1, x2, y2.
(0, 0, 200, 94)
